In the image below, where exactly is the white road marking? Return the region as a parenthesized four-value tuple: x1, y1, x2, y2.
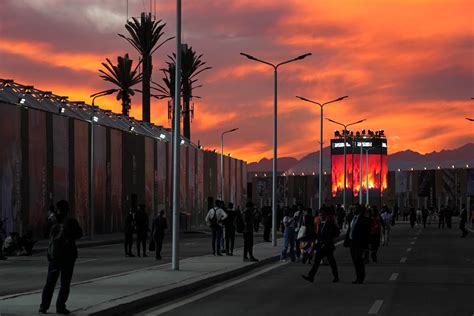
(389, 273, 399, 281)
(142, 261, 289, 315)
(142, 239, 345, 315)
(368, 300, 384, 314)
(76, 259, 98, 264)
(407, 248, 412, 252)
(400, 257, 407, 263)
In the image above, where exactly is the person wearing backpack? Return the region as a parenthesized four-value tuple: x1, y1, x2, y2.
(205, 200, 227, 256)
(39, 200, 83, 315)
(224, 203, 236, 256)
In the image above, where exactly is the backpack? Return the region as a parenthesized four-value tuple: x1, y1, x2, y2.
(209, 208, 219, 228)
(47, 223, 67, 261)
(235, 211, 244, 233)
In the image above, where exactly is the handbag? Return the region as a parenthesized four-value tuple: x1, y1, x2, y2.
(148, 239, 156, 252)
(297, 225, 306, 240)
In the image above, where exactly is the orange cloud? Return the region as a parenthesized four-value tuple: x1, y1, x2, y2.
(0, 38, 112, 73)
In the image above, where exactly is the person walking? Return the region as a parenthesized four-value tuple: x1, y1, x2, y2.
(280, 208, 296, 262)
(364, 206, 382, 263)
(302, 207, 340, 283)
(124, 194, 138, 257)
(151, 210, 167, 260)
(243, 201, 258, 262)
(422, 208, 429, 228)
(409, 207, 416, 228)
(380, 208, 393, 246)
(262, 206, 272, 242)
(39, 200, 83, 314)
(438, 206, 445, 229)
(205, 200, 227, 256)
(344, 204, 370, 284)
(459, 205, 469, 238)
(335, 204, 345, 230)
(445, 206, 453, 229)
(136, 204, 149, 257)
(224, 203, 237, 256)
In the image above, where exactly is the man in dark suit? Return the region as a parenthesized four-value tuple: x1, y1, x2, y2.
(302, 207, 340, 283)
(345, 204, 370, 284)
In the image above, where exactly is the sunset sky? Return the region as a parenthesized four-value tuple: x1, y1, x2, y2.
(1, 0, 473, 162)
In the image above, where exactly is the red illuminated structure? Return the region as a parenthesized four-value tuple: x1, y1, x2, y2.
(331, 130, 388, 205)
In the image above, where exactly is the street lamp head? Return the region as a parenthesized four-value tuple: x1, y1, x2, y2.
(230, 128, 239, 132)
(240, 52, 256, 60)
(296, 96, 310, 102)
(296, 53, 312, 60)
(337, 96, 349, 101)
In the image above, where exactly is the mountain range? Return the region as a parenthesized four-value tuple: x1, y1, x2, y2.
(247, 143, 474, 173)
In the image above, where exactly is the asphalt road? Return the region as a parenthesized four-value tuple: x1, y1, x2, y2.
(140, 221, 474, 316)
(0, 231, 270, 297)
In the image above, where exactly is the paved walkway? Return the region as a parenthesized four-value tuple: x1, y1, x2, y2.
(0, 239, 282, 315)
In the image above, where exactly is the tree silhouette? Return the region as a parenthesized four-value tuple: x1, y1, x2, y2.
(92, 54, 142, 116)
(151, 44, 211, 139)
(119, 12, 173, 123)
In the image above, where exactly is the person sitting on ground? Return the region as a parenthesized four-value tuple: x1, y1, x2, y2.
(0, 219, 7, 260)
(3, 232, 20, 256)
(18, 229, 37, 256)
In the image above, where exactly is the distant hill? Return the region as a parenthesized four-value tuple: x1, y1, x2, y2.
(247, 143, 474, 173)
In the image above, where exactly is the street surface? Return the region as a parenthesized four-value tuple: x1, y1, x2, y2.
(0, 232, 269, 297)
(140, 221, 474, 316)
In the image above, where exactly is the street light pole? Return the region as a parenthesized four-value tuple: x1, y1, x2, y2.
(88, 90, 114, 239)
(172, 0, 182, 271)
(364, 147, 376, 206)
(326, 118, 366, 211)
(296, 95, 348, 213)
(221, 128, 239, 201)
(359, 139, 363, 204)
(241, 52, 312, 247)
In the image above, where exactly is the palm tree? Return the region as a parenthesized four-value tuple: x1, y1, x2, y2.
(151, 44, 211, 139)
(118, 12, 173, 122)
(92, 54, 142, 116)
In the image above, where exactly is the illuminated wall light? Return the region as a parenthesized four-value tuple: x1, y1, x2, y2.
(18, 97, 26, 105)
(58, 107, 65, 114)
(180, 139, 185, 145)
(159, 133, 166, 140)
(324, 171, 327, 175)
(264, 173, 267, 177)
(292, 173, 295, 176)
(451, 165, 455, 169)
(437, 166, 440, 169)
(312, 172, 315, 175)
(424, 167, 427, 170)
(302, 173, 305, 176)
(92, 116, 99, 123)
(254, 174, 258, 177)
(397, 168, 401, 172)
(467, 164, 470, 168)
(410, 168, 414, 171)
(129, 126, 135, 132)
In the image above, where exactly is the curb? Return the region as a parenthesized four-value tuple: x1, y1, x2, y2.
(87, 254, 280, 316)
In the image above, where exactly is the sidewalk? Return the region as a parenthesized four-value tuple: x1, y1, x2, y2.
(32, 231, 210, 254)
(0, 239, 282, 316)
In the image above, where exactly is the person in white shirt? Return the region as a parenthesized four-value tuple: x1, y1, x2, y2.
(205, 200, 228, 256)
